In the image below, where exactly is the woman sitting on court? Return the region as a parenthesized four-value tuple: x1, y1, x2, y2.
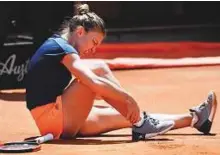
(26, 4, 217, 141)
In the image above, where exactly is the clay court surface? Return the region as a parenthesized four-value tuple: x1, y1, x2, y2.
(0, 65, 220, 155)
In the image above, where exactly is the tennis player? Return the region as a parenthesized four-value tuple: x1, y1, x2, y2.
(26, 4, 217, 141)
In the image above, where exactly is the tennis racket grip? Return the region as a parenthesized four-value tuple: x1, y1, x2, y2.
(35, 133, 54, 144)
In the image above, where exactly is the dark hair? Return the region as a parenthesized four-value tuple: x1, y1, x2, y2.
(59, 4, 106, 35)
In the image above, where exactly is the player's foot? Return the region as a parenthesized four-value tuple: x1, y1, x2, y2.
(190, 91, 218, 134)
(132, 112, 174, 141)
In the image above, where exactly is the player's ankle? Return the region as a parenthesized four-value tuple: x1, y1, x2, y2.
(190, 112, 199, 127)
(133, 112, 145, 127)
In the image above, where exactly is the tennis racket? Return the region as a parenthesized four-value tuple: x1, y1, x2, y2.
(0, 133, 54, 153)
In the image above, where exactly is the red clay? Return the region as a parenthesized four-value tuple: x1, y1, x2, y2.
(0, 66, 220, 155)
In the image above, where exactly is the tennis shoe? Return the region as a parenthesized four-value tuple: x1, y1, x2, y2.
(132, 112, 174, 141)
(189, 91, 218, 134)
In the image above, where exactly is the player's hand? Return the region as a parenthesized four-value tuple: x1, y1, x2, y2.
(125, 95, 140, 124)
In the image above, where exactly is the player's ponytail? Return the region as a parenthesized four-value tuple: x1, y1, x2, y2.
(75, 3, 90, 15)
(59, 3, 106, 36)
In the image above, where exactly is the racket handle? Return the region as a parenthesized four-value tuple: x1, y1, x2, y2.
(35, 133, 54, 144)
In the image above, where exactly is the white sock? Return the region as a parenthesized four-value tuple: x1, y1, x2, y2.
(133, 112, 145, 127)
(190, 112, 199, 127)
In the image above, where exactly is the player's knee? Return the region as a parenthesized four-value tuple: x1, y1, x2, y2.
(67, 79, 95, 96)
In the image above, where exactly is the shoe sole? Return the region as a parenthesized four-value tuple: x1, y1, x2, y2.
(208, 91, 218, 123)
(144, 122, 174, 139)
(132, 122, 174, 141)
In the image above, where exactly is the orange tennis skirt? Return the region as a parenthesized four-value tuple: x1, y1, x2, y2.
(30, 96, 63, 139)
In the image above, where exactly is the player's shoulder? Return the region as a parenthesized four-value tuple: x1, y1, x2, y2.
(49, 34, 78, 54)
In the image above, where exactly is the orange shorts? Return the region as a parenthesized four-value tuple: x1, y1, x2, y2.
(30, 96, 63, 139)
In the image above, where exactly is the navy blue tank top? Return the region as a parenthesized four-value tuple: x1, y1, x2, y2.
(26, 34, 78, 110)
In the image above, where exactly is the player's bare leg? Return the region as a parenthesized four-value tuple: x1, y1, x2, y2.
(78, 91, 217, 136)
(78, 106, 192, 136)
